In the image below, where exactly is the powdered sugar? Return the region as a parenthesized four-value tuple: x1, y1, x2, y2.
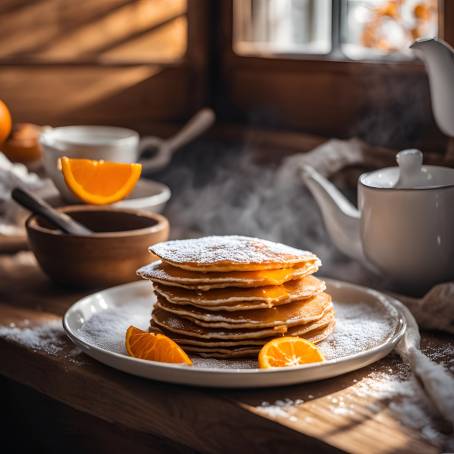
(0, 320, 65, 354)
(319, 298, 399, 359)
(425, 343, 454, 371)
(150, 236, 316, 266)
(190, 357, 257, 369)
(255, 370, 454, 450)
(0, 319, 81, 362)
(78, 299, 149, 354)
(354, 371, 454, 450)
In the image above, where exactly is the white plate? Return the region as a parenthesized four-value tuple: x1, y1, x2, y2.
(63, 279, 406, 388)
(42, 178, 171, 213)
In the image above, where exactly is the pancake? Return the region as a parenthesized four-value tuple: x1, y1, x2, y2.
(185, 346, 261, 358)
(143, 235, 334, 359)
(150, 236, 318, 272)
(152, 307, 289, 340)
(155, 292, 332, 329)
(153, 275, 325, 309)
(151, 308, 334, 341)
(152, 308, 335, 348)
(137, 260, 320, 290)
(181, 320, 336, 358)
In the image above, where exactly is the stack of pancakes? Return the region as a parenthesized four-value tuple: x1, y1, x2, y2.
(137, 236, 335, 359)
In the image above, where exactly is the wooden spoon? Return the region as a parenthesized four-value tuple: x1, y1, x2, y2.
(12, 187, 92, 236)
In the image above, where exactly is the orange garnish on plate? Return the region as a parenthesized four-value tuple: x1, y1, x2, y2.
(60, 157, 142, 205)
(125, 325, 192, 365)
(258, 336, 325, 369)
(0, 99, 12, 143)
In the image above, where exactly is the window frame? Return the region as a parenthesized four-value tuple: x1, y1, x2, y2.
(223, 0, 453, 76)
(231, 0, 445, 65)
(212, 0, 451, 146)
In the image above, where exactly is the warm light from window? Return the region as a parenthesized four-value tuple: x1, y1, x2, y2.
(233, 0, 439, 60)
(234, 0, 332, 56)
(343, 0, 438, 59)
(0, 0, 187, 63)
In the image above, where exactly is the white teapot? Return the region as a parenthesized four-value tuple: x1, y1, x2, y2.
(302, 149, 454, 293)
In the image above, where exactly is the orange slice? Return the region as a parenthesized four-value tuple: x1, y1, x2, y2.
(258, 336, 325, 369)
(60, 157, 142, 205)
(125, 325, 192, 365)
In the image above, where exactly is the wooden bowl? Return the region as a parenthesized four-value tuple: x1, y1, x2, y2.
(26, 206, 169, 289)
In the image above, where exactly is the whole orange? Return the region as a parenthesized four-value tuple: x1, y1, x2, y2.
(2, 123, 42, 163)
(0, 99, 12, 143)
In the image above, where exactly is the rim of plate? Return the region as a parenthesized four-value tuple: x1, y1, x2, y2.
(63, 278, 407, 374)
(115, 180, 171, 210)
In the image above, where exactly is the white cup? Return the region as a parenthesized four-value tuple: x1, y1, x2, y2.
(41, 111, 215, 202)
(40, 125, 151, 202)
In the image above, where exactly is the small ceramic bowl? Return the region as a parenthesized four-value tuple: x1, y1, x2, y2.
(26, 206, 169, 288)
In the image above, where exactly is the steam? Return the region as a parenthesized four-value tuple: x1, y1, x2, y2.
(161, 142, 373, 284)
(352, 72, 437, 149)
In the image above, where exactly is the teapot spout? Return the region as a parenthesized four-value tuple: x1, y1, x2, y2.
(411, 38, 454, 137)
(301, 166, 364, 262)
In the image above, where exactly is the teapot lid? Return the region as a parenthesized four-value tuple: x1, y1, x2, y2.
(360, 149, 454, 190)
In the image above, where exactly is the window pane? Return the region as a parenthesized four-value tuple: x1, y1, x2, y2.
(342, 0, 438, 59)
(234, 0, 332, 56)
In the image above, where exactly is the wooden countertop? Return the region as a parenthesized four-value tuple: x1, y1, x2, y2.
(0, 252, 452, 453)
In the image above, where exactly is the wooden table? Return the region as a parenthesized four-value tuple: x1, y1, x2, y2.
(1, 252, 452, 454)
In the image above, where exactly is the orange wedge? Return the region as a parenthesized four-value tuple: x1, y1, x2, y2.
(258, 336, 325, 369)
(60, 157, 142, 205)
(125, 325, 192, 365)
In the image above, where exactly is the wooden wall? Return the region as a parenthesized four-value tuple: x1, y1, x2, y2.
(0, 0, 199, 135)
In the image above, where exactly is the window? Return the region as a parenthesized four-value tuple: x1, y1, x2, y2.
(343, 0, 438, 59)
(233, 0, 439, 60)
(217, 0, 452, 144)
(234, 0, 332, 55)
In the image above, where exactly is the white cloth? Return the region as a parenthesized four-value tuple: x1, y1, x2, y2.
(395, 300, 454, 427)
(0, 152, 45, 235)
(396, 284, 454, 335)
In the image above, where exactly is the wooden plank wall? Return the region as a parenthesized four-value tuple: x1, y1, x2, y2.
(0, 0, 193, 134)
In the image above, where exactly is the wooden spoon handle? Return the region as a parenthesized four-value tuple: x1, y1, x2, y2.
(12, 187, 92, 236)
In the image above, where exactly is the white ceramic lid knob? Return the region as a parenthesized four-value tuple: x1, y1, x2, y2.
(395, 149, 425, 188)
